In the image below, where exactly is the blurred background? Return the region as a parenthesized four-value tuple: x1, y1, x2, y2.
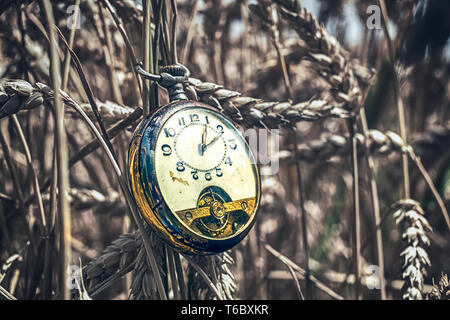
(0, 0, 449, 300)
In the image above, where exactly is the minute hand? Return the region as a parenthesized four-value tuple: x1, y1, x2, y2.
(204, 134, 221, 151)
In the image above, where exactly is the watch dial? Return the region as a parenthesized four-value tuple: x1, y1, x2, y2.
(154, 107, 258, 239)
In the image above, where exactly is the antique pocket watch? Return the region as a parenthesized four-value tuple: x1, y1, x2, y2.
(128, 64, 260, 255)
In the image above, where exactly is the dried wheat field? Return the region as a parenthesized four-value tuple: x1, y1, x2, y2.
(0, 0, 449, 301)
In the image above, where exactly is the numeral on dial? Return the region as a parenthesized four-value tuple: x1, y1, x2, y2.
(228, 139, 237, 150)
(191, 170, 198, 180)
(225, 157, 233, 166)
(216, 124, 224, 135)
(176, 161, 185, 172)
(190, 114, 199, 122)
(164, 128, 176, 138)
(205, 172, 212, 181)
(178, 117, 185, 126)
(161, 144, 172, 156)
(216, 167, 223, 177)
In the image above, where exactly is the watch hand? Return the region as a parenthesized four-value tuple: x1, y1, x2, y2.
(202, 124, 207, 145)
(199, 124, 207, 156)
(204, 133, 221, 150)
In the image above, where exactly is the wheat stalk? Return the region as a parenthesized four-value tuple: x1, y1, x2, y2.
(83, 232, 138, 296)
(279, 127, 450, 230)
(104, 0, 374, 98)
(0, 80, 134, 124)
(186, 78, 353, 128)
(392, 199, 432, 300)
(109, 0, 143, 22)
(0, 78, 355, 130)
(83, 225, 167, 300)
(249, 40, 374, 96)
(67, 101, 134, 127)
(40, 0, 72, 300)
(251, 0, 294, 98)
(0, 246, 26, 285)
(274, 0, 363, 108)
(84, 228, 235, 300)
(187, 253, 236, 300)
(130, 225, 166, 300)
(427, 273, 450, 300)
(40, 188, 122, 212)
(278, 124, 450, 164)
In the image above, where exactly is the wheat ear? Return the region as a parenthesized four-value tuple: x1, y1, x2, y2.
(393, 199, 432, 300)
(83, 232, 138, 296)
(278, 124, 450, 164)
(427, 273, 450, 300)
(1, 78, 355, 130)
(187, 253, 236, 300)
(130, 224, 166, 300)
(274, 0, 363, 106)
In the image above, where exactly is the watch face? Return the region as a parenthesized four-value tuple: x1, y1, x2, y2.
(128, 100, 260, 254)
